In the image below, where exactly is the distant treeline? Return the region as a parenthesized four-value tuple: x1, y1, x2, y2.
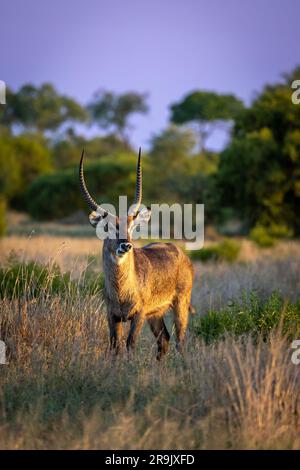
(0, 67, 300, 242)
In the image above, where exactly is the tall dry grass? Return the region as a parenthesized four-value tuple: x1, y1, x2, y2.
(0, 291, 299, 449)
(0, 235, 300, 449)
(2, 236, 300, 311)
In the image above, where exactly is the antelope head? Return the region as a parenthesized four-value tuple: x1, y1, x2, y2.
(79, 148, 151, 259)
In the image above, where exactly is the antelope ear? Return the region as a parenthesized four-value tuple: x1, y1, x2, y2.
(134, 206, 151, 225)
(89, 211, 103, 228)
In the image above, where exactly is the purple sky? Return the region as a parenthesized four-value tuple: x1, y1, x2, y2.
(2, 0, 300, 150)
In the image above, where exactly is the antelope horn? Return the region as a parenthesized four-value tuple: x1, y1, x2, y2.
(79, 149, 112, 218)
(132, 147, 142, 214)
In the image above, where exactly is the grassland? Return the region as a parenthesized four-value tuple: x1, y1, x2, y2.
(0, 232, 300, 449)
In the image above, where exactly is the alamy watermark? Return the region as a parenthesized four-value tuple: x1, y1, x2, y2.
(291, 340, 300, 365)
(291, 80, 300, 104)
(0, 340, 7, 364)
(0, 80, 6, 105)
(94, 197, 204, 250)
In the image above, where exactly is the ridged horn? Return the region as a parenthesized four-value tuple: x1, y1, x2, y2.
(133, 147, 142, 213)
(79, 149, 113, 220)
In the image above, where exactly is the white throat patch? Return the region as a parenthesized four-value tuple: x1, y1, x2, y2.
(110, 253, 127, 265)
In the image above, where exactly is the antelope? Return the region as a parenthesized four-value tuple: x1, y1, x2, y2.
(79, 149, 194, 359)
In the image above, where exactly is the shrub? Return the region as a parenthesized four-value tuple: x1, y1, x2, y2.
(0, 256, 104, 300)
(249, 225, 275, 247)
(268, 223, 293, 239)
(189, 245, 218, 262)
(189, 238, 240, 263)
(0, 135, 52, 210)
(26, 153, 139, 220)
(0, 257, 70, 299)
(191, 291, 300, 343)
(0, 196, 6, 236)
(216, 208, 245, 236)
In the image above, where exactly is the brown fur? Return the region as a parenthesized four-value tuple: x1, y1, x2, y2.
(102, 234, 194, 360)
(81, 148, 194, 359)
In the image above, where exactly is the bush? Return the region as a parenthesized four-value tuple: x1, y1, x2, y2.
(191, 291, 300, 343)
(0, 258, 69, 299)
(0, 256, 104, 299)
(0, 135, 52, 210)
(249, 222, 293, 248)
(216, 208, 245, 236)
(268, 223, 293, 239)
(26, 153, 140, 220)
(189, 238, 240, 263)
(0, 196, 6, 236)
(249, 225, 276, 247)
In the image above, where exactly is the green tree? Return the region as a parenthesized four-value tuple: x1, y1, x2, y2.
(26, 153, 142, 220)
(0, 83, 87, 133)
(0, 87, 17, 130)
(148, 125, 218, 217)
(88, 90, 148, 145)
(51, 133, 130, 169)
(217, 66, 300, 234)
(148, 126, 196, 201)
(170, 91, 244, 153)
(0, 136, 21, 200)
(0, 135, 52, 209)
(217, 128, 281, 227)
(13, 136, 52, 202)
(167, 152, 219, 220)
(0, 134, 52, 234)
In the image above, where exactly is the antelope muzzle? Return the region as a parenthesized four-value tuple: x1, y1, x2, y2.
(116, 242, 133, 257)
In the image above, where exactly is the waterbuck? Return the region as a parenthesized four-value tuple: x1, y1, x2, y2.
(79, 149, 194, 359)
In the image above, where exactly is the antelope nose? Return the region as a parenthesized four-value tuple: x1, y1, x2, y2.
(120, 242, 132, 252)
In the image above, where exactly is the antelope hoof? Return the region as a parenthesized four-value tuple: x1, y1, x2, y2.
(176, 341, 185, 354)
(156, 341, 169, 361)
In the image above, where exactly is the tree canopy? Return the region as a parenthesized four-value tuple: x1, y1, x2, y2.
(0, 83, 87, 133)
(1, 66, 300, 241)
(218, 67, 300, 234)
(170, 91, 244, 152)
(88, 90, 148, 145)
(0, 134, 52, 209)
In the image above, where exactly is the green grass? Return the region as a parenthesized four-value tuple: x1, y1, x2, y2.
(191, 291, 300, 343)
(0, 255, 104, 300)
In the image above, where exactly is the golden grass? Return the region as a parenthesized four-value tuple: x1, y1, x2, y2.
(2, 234, 300, 266)
(0, 291, 299, 449)
(0, 235, 102, 273)
(0, 234, 300, 449)
(3, 234, 300, 311)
